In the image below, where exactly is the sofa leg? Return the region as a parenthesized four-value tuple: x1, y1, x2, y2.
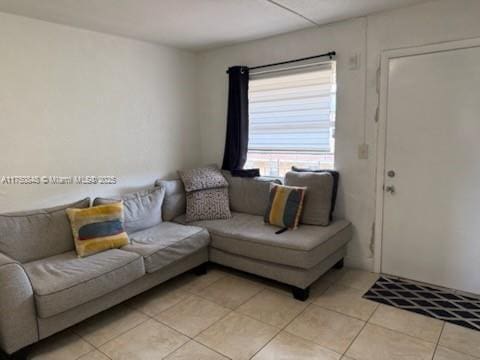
(193, 263, 208, 276)
(333, 258, 344, 269)
(292, 286, 310, 301)
(1, 346, 29, 360)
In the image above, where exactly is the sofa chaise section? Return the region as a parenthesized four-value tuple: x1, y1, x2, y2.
(176, 212, 351, 297)
(171, 172, 352, 301)
(176, 212, 351, 269)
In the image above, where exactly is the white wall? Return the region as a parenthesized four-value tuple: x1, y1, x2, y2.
(198, 0, 480, 270)
(0, 12, 200, 212)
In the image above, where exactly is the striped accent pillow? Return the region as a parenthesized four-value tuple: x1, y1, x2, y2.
(264, 184, 306, 230)
(66, 202, 129, 257)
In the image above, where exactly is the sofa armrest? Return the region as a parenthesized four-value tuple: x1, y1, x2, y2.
(0, 252, 38, 355)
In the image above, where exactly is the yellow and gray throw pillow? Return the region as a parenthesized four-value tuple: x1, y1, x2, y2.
(66, 202, 129, 257)
(264, 184, 306, 231)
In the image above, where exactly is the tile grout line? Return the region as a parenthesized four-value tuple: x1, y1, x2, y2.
(190, 310, 236, 359)
(190, 280, 312, 360)
(233, 310, 283, 332)
(71, 309, 151, 349)
(130, 289, 190, 317)
(430, 322, 445, 360)
(155, 291, 231, 321)
(188, 276, 267, 311)
(246, 329, 281, 360)
(77, 348, 110, 360)
(246, 313, 298, 359)
(246, 275, 343, 358)
(191, 308, 233, 338)
(187, 339, 234, 360)
(365, 320, 447, 348)
(157, 337, 213, 360)
(365, 312, 447, 346)
(236, 283, 337, 330)
(73, 348, 109, 360)
(95, 347, 114, 360)
(154, 337, 188, 360)
(164, 286, 304, 352)
(340, 300, 379, 357)
(248, 287, 341, 360)
(151, 304, 233, 343)
(439, 343, 480, 360)
(359, 313, 445, 349)
(87, 316, 151, 352)
(82, 296, 191, 358)
(309, 300, 377, 323)
(130, 309, 232, 360)
(191, 340, 233, 360)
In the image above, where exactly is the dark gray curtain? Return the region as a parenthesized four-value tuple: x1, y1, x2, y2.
(221, 66, 255, 175)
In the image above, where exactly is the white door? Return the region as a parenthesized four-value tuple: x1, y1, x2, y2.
(380, 42, 480, 295)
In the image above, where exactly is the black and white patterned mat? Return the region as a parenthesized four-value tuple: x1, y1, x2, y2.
(363, 276, 480, 331)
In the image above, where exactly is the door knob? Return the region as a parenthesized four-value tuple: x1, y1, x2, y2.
(385, 185, 395, 194)
(387, 170, 396, 178)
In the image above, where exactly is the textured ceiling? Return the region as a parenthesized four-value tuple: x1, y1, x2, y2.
(0, 0, 430, 50)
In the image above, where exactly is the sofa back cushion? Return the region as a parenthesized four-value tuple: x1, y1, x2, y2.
(93, 186, 165, 234)
(154, 179, 186, 221)
(285, 171, 333, 226)
(222, 171, 281, 216)
(0, 198, 90, 263)
(291, 167, 339, 221)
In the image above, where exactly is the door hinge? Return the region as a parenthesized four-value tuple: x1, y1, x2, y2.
(374, 106, 379, 122)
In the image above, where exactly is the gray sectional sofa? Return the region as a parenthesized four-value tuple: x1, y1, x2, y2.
(0, 172, 351, 357)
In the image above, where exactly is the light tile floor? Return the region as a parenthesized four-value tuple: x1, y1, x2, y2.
(26, 265, 480, 360)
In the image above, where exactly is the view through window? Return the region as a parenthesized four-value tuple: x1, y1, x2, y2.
(245, 62, 336, 177)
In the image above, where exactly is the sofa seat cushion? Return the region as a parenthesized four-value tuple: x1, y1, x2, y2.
(175, 212, 351, 269)
(123, 222, 210, 273)
(24, 249, 145, 318)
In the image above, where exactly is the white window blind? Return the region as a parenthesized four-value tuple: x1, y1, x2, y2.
(248, 62, 336, 153)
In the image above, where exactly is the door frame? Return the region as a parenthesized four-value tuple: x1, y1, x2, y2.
(373, 37, 480, 273)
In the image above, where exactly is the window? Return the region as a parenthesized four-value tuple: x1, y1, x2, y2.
(245, 62, 336, 177)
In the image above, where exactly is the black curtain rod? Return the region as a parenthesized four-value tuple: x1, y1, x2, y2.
(226, 51, 335, 74)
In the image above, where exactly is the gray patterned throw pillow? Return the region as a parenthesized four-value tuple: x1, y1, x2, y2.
(186, 188, 232, 222)
(178, 165, 228, 192)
